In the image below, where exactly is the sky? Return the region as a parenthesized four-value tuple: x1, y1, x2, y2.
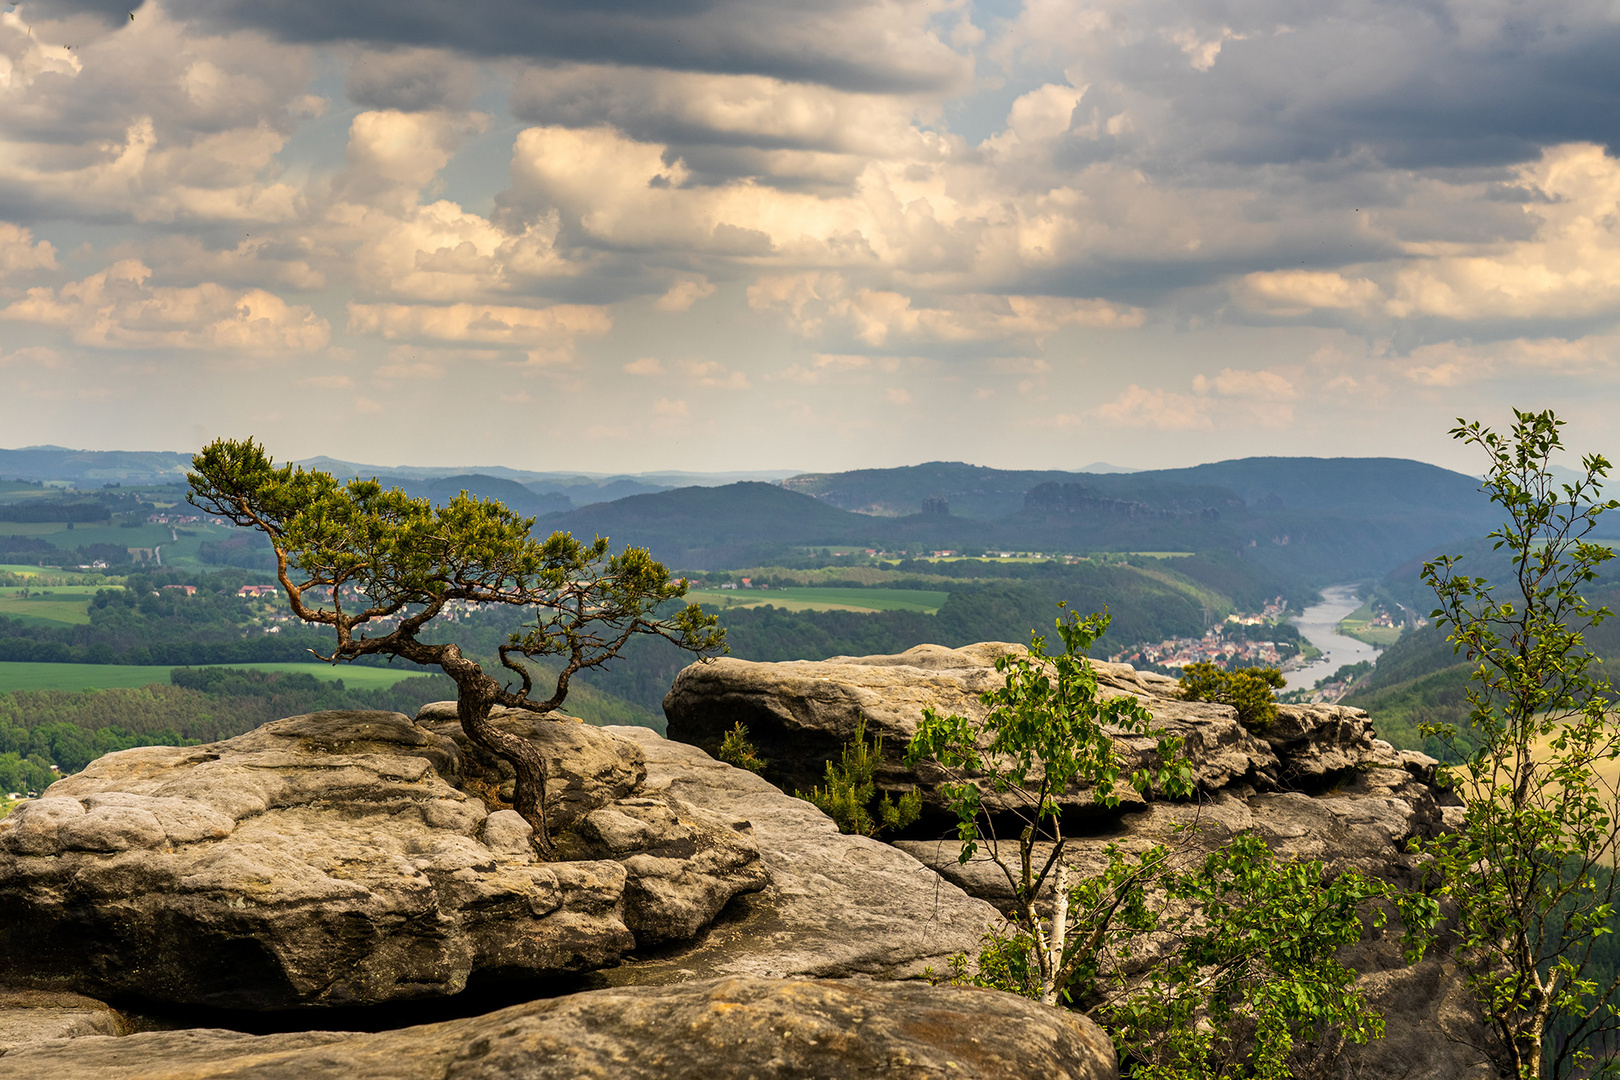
(1, 0, 1618, 476)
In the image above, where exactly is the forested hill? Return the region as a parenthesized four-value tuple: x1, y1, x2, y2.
(0, 447, 192, 485)
(1346, 533, 1620, 757)
(541, 457, 1498, 584)
(1138, 457, 1487, 515)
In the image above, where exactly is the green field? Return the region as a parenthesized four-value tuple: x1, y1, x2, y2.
(0, 520, 232, 569)
(1338, 600, 1405, 647)
(687, 586, 949, 614)
(0, 584, 107, 626)
(0, 661, 434, 693)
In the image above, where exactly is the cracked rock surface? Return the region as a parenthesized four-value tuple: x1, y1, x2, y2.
(0, 976, 1118, 1080)
(667, 644, 1493, 1079)
(0, 710, 765, 1009)
(595, 726, 1001, 985)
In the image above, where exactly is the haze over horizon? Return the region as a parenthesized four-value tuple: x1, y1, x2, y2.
(2, 0, 1617, 475)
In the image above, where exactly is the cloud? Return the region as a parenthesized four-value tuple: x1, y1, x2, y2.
(655, 276, 716, 312)
(345, 301, 611, 348)
(747, 272, 1142, 348)
(1000, 0, 1620, 172)
(1093, 366, 1300, 431)
(0, 222, 58, 276)
(346, 48, 480, 112)
(510, 64, 944, 187)
(677, 359, 750, 389)
(132, 0, 973, 94)
(2, 259, 329, 351)
(1385, 144, 1620, 322)
(333, 109, 489, 211)
(0, 345, 66, 369)
(1234, 271, 1383, 317)
(652, 397, 689, 418)
(1193, 368, 1297, 401)
(0, 5, 312, 224)
(1394, 334, 1620, 387)
(1089, 385, 1213, 431)
(623, 356, 664, 375)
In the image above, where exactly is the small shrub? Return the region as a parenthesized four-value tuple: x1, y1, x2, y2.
(717, 722, 766, 773)
(803, 716, 922, 837)
(1179, 662, 1285, 729)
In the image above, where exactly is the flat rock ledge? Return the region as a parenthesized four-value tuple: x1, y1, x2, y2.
(596, 726, 1002, 984)
(0, 989, 129, 1055)
(0, 976, 1117, 1080)
(665, 642, 1444, 814)
(0, 710, 766, 1009)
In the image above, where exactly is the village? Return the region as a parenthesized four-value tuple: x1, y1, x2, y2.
(1107, 597, 1297, 673)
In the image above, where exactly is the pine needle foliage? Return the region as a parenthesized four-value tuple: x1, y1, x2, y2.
(186, 437, 725, 855)
(803, 716, 922, 837)
(716, 722, 766, 774)
(1179, 663, 1286, 729)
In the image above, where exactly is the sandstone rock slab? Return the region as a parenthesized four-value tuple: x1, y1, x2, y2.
(415, 702, 645, 832)
(596, 726, 1001, 984)
(0, 711, 764, 1009)
(0, 989, 127, 1055)
(0, 977, 1118, 1080)
(665, 644, 1447, 817)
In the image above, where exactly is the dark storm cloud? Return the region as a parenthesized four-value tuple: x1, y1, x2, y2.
(347, 50, 481, 112)
(1047, 0, 1620, 172)
(77, 0, 968, 94)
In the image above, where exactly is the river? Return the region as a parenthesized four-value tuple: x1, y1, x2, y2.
(1283, 584, 1384, 692)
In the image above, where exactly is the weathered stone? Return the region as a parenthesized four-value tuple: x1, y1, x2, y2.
(664, 645, 1444, 812)
(416, 701, 646, 832)
(597, 726, 1001, 984)
(664, 644, 1288, 815)
(0, 977, 1118, 1080)
(563, 793, 769, 946)
(0, 989, 128, 1054)
(669, 644, 1493, 1077)
(0, 710, 763, 1010)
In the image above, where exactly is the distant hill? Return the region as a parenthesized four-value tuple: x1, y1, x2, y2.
(540, 483, 868, 566)
(782, 462, 1120, 519)
(546, 457, 1498, 584)
(299, 456, 795, 505)
(1142, 457, 1488, 515)
(0, 447, 193, 485)
(368, 473, 573, 519)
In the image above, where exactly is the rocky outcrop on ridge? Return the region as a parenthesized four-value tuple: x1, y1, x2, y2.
(666, 643, 1444, 813)
(0, 710, 766, 1009)
(665, 643, 1495, 1078)
(0, 977, 1118, 1080)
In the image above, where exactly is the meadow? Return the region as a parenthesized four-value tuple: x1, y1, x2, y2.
(0, 519, 230, 569)
(0, 661, 432, 693)
(1337, 599, 1405, 647)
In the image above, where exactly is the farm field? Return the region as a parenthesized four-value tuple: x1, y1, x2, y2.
(0, 585, 103, 625)
(0, 661, 433, 693)
(0, 520, 232, 568)
(686, 586, 949, 614)
(1337, 600, 1404, 647)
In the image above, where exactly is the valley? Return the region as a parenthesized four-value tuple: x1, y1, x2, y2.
(0, 447, 1577, 775)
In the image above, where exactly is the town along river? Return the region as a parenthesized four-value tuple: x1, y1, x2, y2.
(1283, 584, 1383, 692)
